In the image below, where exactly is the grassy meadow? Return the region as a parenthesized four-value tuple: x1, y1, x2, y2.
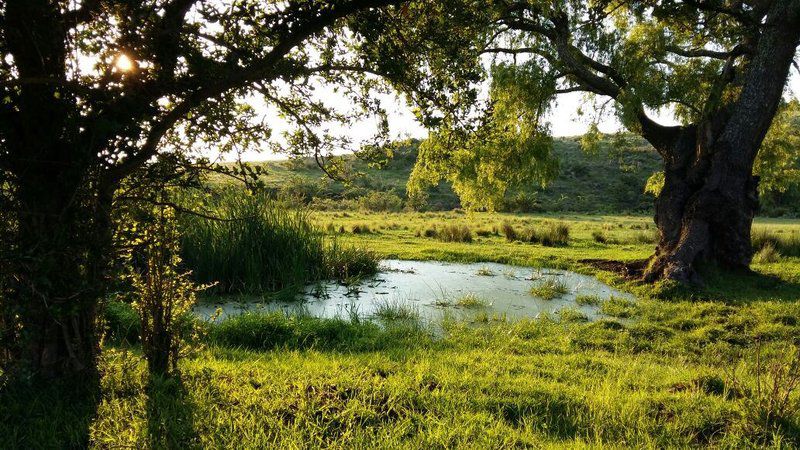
(6, 210, 800, 448)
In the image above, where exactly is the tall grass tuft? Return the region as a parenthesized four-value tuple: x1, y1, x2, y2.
(529, 277, 569, 300)
(501, 221, 518, 242)
(752, 228, 800, 258)
(752, 243, 782, 264)
(517, 222, 570, 246)
(180, 190, 377, 294)
(437, 224, 473, 243)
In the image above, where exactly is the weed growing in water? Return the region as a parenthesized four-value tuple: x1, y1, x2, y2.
(575, 295, 602, 306)
(529, 277, 569, 300)
(476, 266, 495, 276)
(374, 299, 420, 322)
(455, 293, 490, 309)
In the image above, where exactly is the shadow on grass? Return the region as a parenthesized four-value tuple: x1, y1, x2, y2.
(146, 373, 199, 450)
(583, 258, 800, 304)
(660, 266, 800, 304)
(206, 311, 434, 355)
(0, 373, 100, 449)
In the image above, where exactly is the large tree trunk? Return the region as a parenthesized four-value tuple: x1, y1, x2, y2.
(8, 165, 111, 378)
(2, 0, 113, 378)
(643, 125, 759, 283)
(641, 1, 800, 283)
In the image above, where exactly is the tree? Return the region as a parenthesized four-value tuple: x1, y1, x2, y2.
(0, 0, 408, 378)
(393, 0, 800, 282)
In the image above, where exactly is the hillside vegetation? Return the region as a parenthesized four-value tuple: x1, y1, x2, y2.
(212, 137, 800, 216)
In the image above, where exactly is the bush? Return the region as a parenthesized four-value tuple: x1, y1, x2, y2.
(128, 206, 201, 376)
(358, 191, 404, 212)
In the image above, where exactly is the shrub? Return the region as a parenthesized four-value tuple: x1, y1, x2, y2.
(128, 206, 202, 376)
(437, 224, 473, 243)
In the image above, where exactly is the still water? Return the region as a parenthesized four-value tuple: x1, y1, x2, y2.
(194, 259, 633, 323)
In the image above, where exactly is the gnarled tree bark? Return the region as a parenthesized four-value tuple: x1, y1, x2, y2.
(642, 2, 800, 283)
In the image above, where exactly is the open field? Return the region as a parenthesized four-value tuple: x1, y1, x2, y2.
(5, 212, 800, 448)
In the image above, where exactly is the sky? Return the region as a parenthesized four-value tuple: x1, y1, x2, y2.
(233, 70, 800, 162)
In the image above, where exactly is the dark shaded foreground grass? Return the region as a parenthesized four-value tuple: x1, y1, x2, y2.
(5, 283, 800, 449)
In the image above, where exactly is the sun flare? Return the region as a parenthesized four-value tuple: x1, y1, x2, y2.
(114, 53, 134, 72)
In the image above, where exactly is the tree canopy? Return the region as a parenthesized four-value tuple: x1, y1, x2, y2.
(383, 0, 800, 210)
(0, 0, 417, 377)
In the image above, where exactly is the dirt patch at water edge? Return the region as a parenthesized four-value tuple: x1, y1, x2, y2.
(579, 258, 648, 280)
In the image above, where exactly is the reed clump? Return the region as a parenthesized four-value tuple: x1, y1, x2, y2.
(180, 190, 377, 294)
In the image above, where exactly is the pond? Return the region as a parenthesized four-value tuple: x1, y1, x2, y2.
(193, 259, 634, 323)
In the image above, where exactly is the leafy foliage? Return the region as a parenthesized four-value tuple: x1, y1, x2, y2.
(125, 205, 203, 376)
(756, 100, 800, 195)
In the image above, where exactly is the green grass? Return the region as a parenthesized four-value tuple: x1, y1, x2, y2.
(9, 299, 800, 448)
(575, 295, 602, 306)
(373, 299, 421, 322)
(600, 296, 638, 319)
